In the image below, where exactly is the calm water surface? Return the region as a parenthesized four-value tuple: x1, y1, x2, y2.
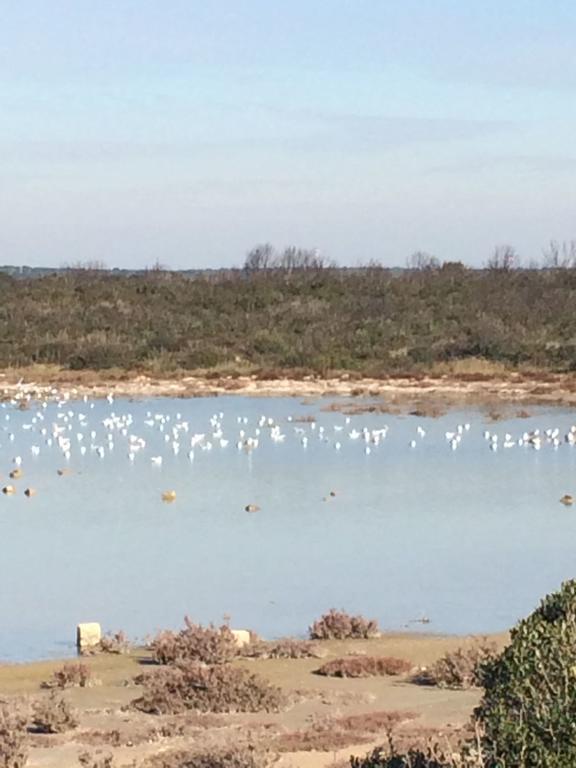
(1, 394, 576, 661)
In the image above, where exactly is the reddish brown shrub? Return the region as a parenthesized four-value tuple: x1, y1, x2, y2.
(412, 640, 498, 690)
(309, 609, 379, 640)
(42, 662, 91, 689)
(32, 693, 78, 734)
(274, 710, 418, 753)
(315, 656, 412, 678)
(98, 631, 130, 654)
(141, 745, 276, 768)
(0, 702, 28, 768)
(133, 661, 286, 714)
(243, 638, 322, 659)
(150, 619, 238, 665)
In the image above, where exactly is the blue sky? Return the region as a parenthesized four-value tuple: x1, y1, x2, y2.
(1, 1, 575, 267)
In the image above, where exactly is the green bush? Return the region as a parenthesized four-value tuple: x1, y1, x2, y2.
(476, 579, 576, 767)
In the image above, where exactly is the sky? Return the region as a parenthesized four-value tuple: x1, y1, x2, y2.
(1, 1, 576, 268)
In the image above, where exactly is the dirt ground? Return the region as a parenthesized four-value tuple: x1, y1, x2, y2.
(0, 632, 508, 768)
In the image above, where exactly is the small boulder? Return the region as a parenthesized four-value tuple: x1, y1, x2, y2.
(77, 622, 102, 651)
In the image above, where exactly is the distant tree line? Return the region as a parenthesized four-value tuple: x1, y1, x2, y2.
(1, 248, 576, 375)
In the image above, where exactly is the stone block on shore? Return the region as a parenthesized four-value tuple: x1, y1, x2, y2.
(231, 629, 251, 648)
(77, 622, 102, 650)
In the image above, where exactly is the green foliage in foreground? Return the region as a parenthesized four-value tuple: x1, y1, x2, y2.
(477, 579, 576, 767)
(2, 265, 576, 373)
(353, 579, 576, 768)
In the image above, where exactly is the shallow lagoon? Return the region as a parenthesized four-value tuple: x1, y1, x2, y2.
(1, 394, 576, 661)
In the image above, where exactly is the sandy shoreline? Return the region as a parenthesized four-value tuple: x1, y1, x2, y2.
(1, 369, 576, 411)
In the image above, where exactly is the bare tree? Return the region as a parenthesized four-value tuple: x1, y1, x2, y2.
(407, 251, 441, 270)
(244, 243, 275, 271)
(542, 240, 576, 269)
(486, 245, 519, 271)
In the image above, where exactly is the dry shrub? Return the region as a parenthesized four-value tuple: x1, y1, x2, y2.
(32, 692, 78, 734)
(98, 631, 130, 654)
(141, 745, 276, 768)
(315, 656, 412, 678)
(243, 638, 323, 660)
(133, 662, 287, 715)
(42, 662, 92, 689)
(275, 710, 417, 753)
(0, 702, 28, 768)
(350, 741, 485, 768)
(309, 609, 379, 640)
(412, 641, 498, 690)
(151, 619, 238, 665)
(78, 752, 115, 768)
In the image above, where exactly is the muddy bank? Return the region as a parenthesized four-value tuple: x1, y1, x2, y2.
(0, 632, 507, 768)
(1, 368, 576, 412)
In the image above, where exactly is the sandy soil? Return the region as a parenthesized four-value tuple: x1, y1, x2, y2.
(0, 633, 508, 768)
(1, 368, 576, 412)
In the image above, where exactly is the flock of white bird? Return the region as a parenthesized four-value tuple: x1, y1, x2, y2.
(2, 387, 576, 489)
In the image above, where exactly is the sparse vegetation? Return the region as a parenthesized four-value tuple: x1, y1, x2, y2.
(141, 745, 277, 768)
(78, 752, 115, 768)
(133, 662, 287, 715)
(32, 692, 78, 734)
(243, 638, 323, 659)
(0, 703, 28, 768)
(275, 710, 417, 752)
(412, 641, 498, 690)
(150, 619, 238, 666)
(309, 609, 379, 640)
(315, 656, 413, 678)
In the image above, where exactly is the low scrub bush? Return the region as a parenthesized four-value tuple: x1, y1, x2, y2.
(349, 741, 485, 768)
(42, 662, 92, 689)
(151, 619, 238, 665)
(98, 631, 130, 655)
(309, 609, 379, 640)
(32, 693, 78, 734)
(134, 661, 286, 714)
(243, 638, 322, 659)
(315, 656, 412, 678)
(275, 710, 417, 753)
(412, 641, 497, 690)
(0, 703, 28, 768)
(141, 745, 277, 768)
(78, 753, 115, 768)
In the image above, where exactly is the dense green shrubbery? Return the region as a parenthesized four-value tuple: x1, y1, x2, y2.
(477, 579, 576, 767)
(352, 579, 576, 768)
(3, 266, 576, 373)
